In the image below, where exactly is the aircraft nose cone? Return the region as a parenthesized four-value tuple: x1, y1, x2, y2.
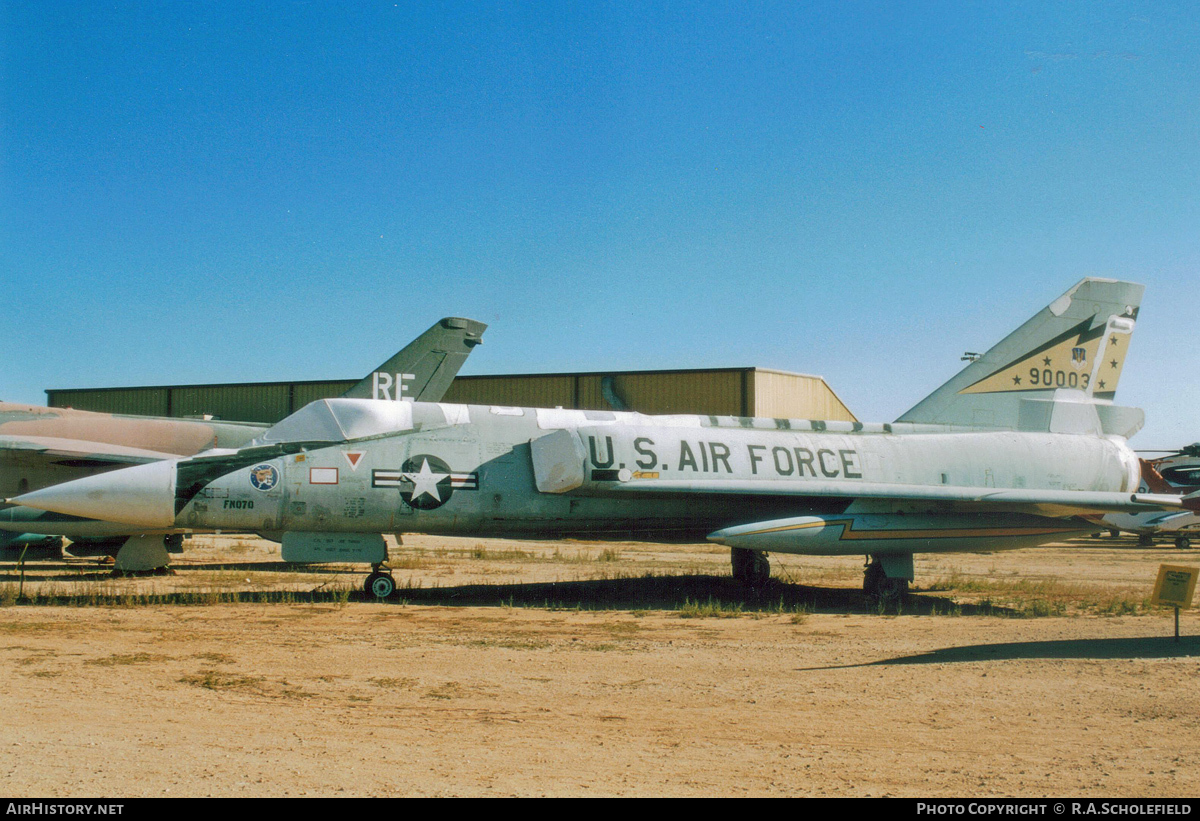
(11, 459, 178, 529)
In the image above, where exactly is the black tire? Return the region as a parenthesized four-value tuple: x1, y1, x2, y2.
(863, 560, 886, 596)
(731, 548, 769, 584)
(863, 560, 908, 601)
(1175, 537, 1191, 550)
(881, 577, 909, 601)
(364, 572, 396, 599)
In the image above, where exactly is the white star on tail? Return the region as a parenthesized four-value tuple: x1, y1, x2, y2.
(407, 459, 449, 503)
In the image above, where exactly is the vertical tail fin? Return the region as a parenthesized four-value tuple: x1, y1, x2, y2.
(342, 317, 487, 402)
(897, 278, 1143, 432)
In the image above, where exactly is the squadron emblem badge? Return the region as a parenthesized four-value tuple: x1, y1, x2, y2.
(249, 464, 280, 492)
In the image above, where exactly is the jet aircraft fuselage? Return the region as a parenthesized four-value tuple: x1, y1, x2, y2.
(61, 399, 1143, 552)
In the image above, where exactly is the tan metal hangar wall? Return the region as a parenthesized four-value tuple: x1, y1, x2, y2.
(750, 369, 857, 422)
(46, 368, 857, 424)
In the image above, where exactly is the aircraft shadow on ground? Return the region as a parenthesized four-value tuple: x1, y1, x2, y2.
(1, 563, 1020, 613)
(353, 575, 1003, 616)
(800, 635, 1200, 670)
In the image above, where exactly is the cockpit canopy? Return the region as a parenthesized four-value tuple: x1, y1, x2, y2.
(253, 398, 415, 446)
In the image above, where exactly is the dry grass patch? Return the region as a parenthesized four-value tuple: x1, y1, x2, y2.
(925, 573, 1153, 617)
(86, 652, 172, 667)
(180, 670, 267, 691)
(369, 676, 417, 689)
(677, 597, 746, 619)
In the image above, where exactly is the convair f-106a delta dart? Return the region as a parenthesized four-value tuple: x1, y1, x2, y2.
(12, 279, 1197, 598)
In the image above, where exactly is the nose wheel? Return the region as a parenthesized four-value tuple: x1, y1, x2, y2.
(364, 566, 396, 599)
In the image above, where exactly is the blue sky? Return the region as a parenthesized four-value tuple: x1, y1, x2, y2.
(2, 2, 1197, 447)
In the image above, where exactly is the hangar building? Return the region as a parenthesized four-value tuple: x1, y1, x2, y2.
(46, 367, 856, 425)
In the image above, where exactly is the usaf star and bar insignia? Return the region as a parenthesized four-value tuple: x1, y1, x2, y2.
(371, 455, 478, 510)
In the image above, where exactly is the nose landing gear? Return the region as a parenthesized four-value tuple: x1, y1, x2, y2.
(364, 565, 396, 599)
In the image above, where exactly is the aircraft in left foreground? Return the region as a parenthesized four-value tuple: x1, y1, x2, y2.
(0, 317, 486, 570)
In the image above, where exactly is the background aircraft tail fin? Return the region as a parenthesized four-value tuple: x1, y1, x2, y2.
(342, 317, 487, 403)
(896, 278, 1143, 432)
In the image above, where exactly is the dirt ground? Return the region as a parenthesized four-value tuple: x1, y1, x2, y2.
(2, 533, 1199, 797)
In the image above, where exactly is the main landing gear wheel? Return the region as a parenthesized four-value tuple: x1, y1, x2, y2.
(730, 548, 770, 585)
(1176, 536, 1192, 550)
(1138, 533, 1155, 547)
(863, 558, 908, 601)
(364, 570, 396, 599)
